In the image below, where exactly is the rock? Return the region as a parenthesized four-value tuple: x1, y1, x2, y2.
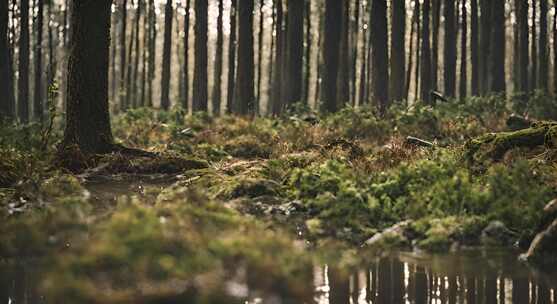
(365, 221, 412, 248)
(480, 221, 518, 246)
(520, 218, 557, 267)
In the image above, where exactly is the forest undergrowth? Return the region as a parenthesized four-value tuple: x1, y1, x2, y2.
(1, 94, 557, 301)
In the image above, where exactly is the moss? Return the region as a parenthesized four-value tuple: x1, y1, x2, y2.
(223, 134, 274, 159)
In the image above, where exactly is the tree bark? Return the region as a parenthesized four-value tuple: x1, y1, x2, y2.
(304, 0, 311, 105)
(517, 0, 529, 94)
(337, 1, 350, 106)
(390, 0, 406, 103)
(212, 0, 224, 115)
(119, 0, 128, 111)
(233, 0, 255, 115)
(358, 0, 369, 105)
(431, 0, 441, 91)
(479, 0, 491, 94)
(470, 0, 479, 95)
(226, 0, 237, 113)
(459, 0, 467, 99)
(0, 0, 14, 119)
(443, 0, 456, 98)
(182, 0, 190, 111)
(140, 0, 147, 107)
(160, 0, 173, 111)
(33, 0, 44, 122)
(61, 0, 114, 154)
(421, 0, 432, 103)
(370, 0, 389, 114)
(489, 0, 506, 94)
(192, 0, 208, 112)
(147, 0, 155, 107)
(539, 0, 548, 91)
(531, 0, 537, 91)
(405, 1, 418, 100)
(285, 0, 304, 107)
(18, 0, 30, 123)
(131, 0, 141, 108)
(271, 0, 284, 115)
(321, 0, 342, 113)
(267, 0, 275, 113)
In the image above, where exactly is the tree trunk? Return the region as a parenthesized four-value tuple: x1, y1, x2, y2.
(124, 3, 135, 110)
(255, 0, 264, 114)
(271, 0, 284, 115)
(131, 0, 141, 108)
(414, 0, 421, 102)
(421, 0, 432, 103)
(489, 0, 506, 94)
(470, 0, 479, 95)
(226, 0, 237, 113)
(539, 0, 548, 91)
(350, 0, 358, 106)
(61, 0, 114, 154)
(443, 0, 456, 98)
(459, 0, 467, 99)
(160, 0, 173, 111)
(233, 0, 255, 115)
(192, 0, 208, 112)
(18, 0, 30, 123)
(285, 0, 304, 107)
(46, 0, 56, 99)
(147, 0, 155, 107)
(517, 0, 529, 94)
(358, 0, 369, 105)
(140, 0, 147, 107)
(531, 0, 537, 91)
(212, 0, 223, 116)
(267, 0, 276, 113)
(554, 3, 557, 95)
(405, 1, 418, 100)
(390, 0, 406, 103)
(0, 0, 14, 119)
(479, 0, 491, 94)
(313, 0, 323, 105)
(33, 0, 44, 122)
(370, 0, 389, 114)
(431, 0, 441, 91)
(304, 0, 311, 105)
(337, 1, 350, 106)
(119, 0, 128, 111)
(182, 0, 190, 111)
(321, 0, 342, 113)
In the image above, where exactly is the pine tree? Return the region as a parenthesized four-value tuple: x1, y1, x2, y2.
(193, 0, 208, 112)
(539, 0, 548, 91)
(33, 0, 44, 122)
(489, 0, 506, 93)
(0, 0, 14, 119)
(443, 0, 456, 98)
(285, 0, 304, 107)
(459, 0, 467, 98)
(160, 0, 173, 110)
(370, 0, 389, 113)
(212, 0, 224, 115)
(18, 0, 30, 123)
(233, 0, 255, 115)
(390, 0, 406, 102)
(321, 0, 342, 113)
(421, 0, 432, 103)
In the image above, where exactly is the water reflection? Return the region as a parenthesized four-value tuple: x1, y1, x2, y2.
(1, 250, 556, 304)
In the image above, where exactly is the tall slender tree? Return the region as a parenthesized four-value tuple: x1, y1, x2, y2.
(539, 0, 548, 91)
(61, 0, 114, 154)
(212, 0, 224, 115)
(255, 0, 264, 113)
(350, 0, 359, 105)
(443, 0, 456, 98)
(370, 0, 389, 113)
(0, 0, 14, 119)
(479, 0, 491, 94)
(34, 0, 44, 122)
(147, 0, 156, 106)
(193, 0, 208, 112)
(285, 0, 304, 107)
(390, 0, 406, 102)
(470, 0, 479, 95)
(431, 0, 441, 91)
(405, 1, 418, 100)
(160, 0, 173, 110)
(517, 0, 529, 94)
(358, 0, 369, 105)
(18, 0, 30, 122)
(304, 0, 312, 105)
(119, 0, 128, 111)
(321, 0, 342, 113)
(267, 0, 276, 111)
(131, 0, 142, 108)
(553, 2, 557, 95)
(271, 0, 284, 115)
(337, 1, 350, 105)
(233, 0, 255, 115)
(531, 0, 537, 90)
(459, 0, 467, 98)
(226, 0, 237, 113)
(489, 0, 506, 93)
(140, 0, 148, 106)
(421, 0, 432, 103)
(182, 0, 191, 110)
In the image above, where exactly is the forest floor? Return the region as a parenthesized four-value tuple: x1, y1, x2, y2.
(2, 96, 557, 302)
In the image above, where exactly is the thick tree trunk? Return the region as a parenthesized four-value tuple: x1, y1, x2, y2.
(271, 0, 284, 115)
(489, 0, 506, 94)
(443, 0, 456, 98)
(370, 0, 389, 114)
(285, 0, 304, 107)
(0, 0, 14, 119)
(390, 0, 406, 103)
(470, 0, 479, 95)
(18, 0, 30, 123)
(539, 0, 548, 91)
(61, 0, 114, 154)
(233, 0, 255, 115)
(212, 0, 224, 116)
(321, 0, 342, 113)
(226, 0, 237, 113)
(33, 0, 44, 122)
(193, 0, 208, 112)
(421, 0, 432, 103)
(160, 0, 173, 111)
(459, 0, 467, 99)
